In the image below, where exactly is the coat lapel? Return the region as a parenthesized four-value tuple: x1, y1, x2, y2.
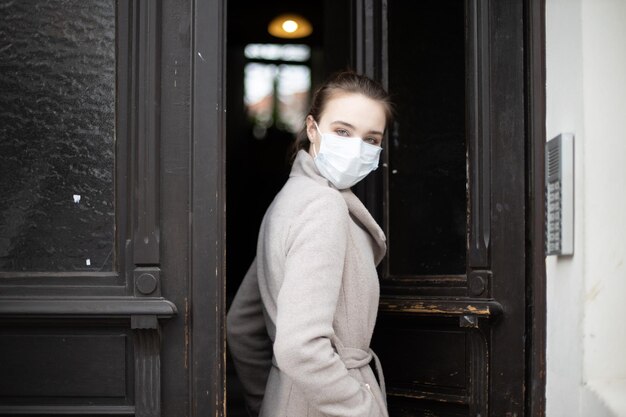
(339, 189, 387, 265)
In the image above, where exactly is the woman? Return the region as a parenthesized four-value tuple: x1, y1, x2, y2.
(226, 71, 392, 417)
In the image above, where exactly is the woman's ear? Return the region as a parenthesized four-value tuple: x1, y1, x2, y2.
(305, 115, 316, 142)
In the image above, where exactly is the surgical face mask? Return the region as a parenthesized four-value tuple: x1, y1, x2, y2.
(311, 121, 383, 189)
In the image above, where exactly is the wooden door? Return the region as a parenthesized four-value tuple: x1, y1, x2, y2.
(354, 1, 544, 416)
(0, 1, 227, 416)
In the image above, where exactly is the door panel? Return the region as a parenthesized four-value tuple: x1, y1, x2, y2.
(385, 0, 467, 278)
(375, 316, 468, 392)
(0, 328, 130, 400)
(0, 0, 116, 273)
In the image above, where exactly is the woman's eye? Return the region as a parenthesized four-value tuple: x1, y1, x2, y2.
(336, 129, 350, 136)
(364, 137, 379, 145)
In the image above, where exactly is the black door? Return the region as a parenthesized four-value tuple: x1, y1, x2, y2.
(364, 1, 541, 416)
(0, 1, 227, 416)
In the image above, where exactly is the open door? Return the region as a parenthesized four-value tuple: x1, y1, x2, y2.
(224, 1, 354, 415)
(363, 1, 537, 416)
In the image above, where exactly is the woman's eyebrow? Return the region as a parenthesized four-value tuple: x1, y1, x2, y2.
(330, 120, 384, 136)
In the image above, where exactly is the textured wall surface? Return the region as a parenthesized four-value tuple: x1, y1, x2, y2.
(0, 0, 115, 271)
(546, 0, 626, 415)
(580, 0, 626, 415)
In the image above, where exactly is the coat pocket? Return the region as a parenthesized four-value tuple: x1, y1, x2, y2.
(363, 382, 385, 417)
(304, 383, 382, 417)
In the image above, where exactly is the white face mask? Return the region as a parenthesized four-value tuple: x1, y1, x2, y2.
(311, 121, 383, 189)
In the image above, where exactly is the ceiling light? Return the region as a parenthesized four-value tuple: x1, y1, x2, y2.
(268, 14, 312, 39)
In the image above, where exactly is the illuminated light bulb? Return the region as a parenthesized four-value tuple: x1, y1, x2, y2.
(268, 14, 312, 39)
(282, 20, 298, 33)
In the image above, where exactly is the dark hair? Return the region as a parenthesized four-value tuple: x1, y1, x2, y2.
(289, 70, 393, 164)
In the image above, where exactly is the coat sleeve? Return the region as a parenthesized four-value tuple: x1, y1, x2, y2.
(226, 257, 273, 417)
(273, 190, 380, 417)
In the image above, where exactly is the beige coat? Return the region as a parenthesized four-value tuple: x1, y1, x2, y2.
(226, 149, 389, 417)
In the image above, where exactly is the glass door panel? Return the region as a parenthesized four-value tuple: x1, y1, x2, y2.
(0, 0, 116, 272)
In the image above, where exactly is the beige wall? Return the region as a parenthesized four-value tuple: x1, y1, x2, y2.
(546, 0, 626, 415)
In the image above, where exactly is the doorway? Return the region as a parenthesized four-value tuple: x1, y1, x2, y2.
(225, 1, 353, 415)
(224, 1, 543, 416)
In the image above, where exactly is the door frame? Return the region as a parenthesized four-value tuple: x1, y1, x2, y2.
(525, 0, 547, 415)
(190, 0, 227, 416)
(190, 0, 547, 416)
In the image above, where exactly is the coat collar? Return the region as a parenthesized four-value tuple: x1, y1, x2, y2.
(290, 150, 387, 264)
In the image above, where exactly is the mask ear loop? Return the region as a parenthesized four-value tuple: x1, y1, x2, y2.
(311, 121, 322, 158)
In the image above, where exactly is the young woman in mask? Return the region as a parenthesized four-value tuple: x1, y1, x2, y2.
(227, 71, 393, 417)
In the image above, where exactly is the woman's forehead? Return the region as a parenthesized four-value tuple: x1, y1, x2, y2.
(320, 93, 386, 131)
